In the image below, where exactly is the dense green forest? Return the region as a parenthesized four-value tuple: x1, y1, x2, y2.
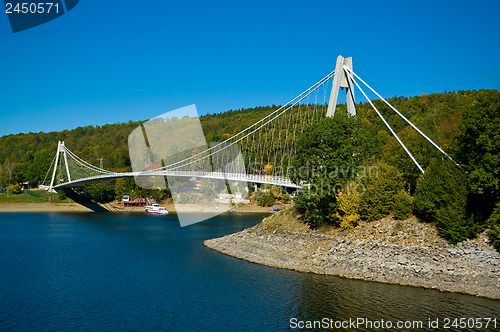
(290, 89, 499, 247)
(0, 90, 499, 247)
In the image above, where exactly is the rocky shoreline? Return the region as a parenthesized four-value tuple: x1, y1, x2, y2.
(204, 209, 500, 299)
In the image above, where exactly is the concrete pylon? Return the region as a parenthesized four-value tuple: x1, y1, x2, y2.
(48, 141, 71, 192)
(326, 55, 356, 117)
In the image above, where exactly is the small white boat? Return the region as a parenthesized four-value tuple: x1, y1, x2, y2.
(145, 204, 169, 215)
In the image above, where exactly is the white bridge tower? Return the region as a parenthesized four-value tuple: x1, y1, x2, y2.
(48, 141, 71, 192)
(326, 55, 355, 117)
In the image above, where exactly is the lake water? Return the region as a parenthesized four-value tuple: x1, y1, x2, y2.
(0, 213, 498, 331)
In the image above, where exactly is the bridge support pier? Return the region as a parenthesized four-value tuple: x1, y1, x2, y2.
(326, 55, 356, 117)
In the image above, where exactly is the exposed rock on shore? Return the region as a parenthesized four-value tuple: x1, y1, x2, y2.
(204, 209, 500, 299)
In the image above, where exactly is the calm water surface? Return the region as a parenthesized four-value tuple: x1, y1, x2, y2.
(0, 213, 498, 331)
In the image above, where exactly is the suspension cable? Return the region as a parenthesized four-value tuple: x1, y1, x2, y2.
(41, 152, 57, 185)
(161, 73, 334, 172)
(63, 146, 114, 174)
(58, 69, 335, 178)
(146, 70, 336, 172)
(345, 69, 425, 174)
(344, 66, 460, 168)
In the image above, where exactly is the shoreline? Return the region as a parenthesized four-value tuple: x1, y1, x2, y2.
(0, 202, 91, 213)
(204, 209, 500, 300)
(0, 201, 273, 214)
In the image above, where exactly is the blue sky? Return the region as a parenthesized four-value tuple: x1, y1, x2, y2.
(1, 0, 499, 137)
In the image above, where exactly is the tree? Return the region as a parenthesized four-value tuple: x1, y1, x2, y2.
(82, 182, 115, 203)
(292, 111, 362, 228)
(359, 162, 404, 221)
(335, 181, 361, 229)
(292, 111, 361, 185)
(14, 162, 30, 183)
(7, 183, 22, 195)
(458, 90, 500, 220)
(294, 190, 337, 228)
(29, 152, 54, 184)
(414, 159, 480, 244)
(114, 178, 134, 200)
(489, 202, 500, 251)
(0, 165, 8, 188)
(57, 190, 67, 201)
(256, 192, 275, 207)
(4, 160, 16, 184)
(393, 189, 413, 220)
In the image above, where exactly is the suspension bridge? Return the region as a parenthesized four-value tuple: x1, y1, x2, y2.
(44, 56, 459, 194)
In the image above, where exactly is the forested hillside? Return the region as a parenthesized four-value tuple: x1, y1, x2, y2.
(0, 90, 498, 247)
(290, 89, 499, 247)
(0, 105, 277, 187)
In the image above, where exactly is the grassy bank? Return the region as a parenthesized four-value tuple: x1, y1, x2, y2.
(0, 190, 60, 204)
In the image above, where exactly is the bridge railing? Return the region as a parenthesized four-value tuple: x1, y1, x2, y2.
(53, 170, 302, 189)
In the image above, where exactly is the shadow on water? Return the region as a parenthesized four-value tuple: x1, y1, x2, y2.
(60, 189, 110, 212)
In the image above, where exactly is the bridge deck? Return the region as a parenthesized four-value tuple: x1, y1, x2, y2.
(53, 171, 302, 189)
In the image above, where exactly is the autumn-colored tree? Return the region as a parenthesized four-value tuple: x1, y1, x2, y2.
(335, 182, 361, 229)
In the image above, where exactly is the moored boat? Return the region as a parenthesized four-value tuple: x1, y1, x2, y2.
(145, 204, 169, 215)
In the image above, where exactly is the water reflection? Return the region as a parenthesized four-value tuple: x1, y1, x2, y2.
(290, 270, 500, 331)
(0, 213, 498, 331)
